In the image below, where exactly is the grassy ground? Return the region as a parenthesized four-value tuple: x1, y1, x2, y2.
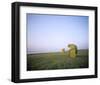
(27, 49, 88, 71)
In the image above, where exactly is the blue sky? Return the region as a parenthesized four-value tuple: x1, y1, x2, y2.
(27, 14, 88, 54)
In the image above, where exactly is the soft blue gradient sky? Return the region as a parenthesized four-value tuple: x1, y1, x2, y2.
(27, 14, 88, 54)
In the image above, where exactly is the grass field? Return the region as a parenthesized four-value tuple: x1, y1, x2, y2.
(27, 49, 88, 71)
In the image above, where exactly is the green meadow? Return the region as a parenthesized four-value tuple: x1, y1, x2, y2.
(27, 49, 88, 71)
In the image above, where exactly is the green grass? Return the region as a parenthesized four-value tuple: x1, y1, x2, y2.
(27, 49, 88, 71)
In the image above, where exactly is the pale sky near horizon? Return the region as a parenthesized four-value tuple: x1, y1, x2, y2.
(27, 14, 88, 54)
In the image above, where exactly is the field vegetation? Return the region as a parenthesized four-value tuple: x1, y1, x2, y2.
(27, 49, 88, 71)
